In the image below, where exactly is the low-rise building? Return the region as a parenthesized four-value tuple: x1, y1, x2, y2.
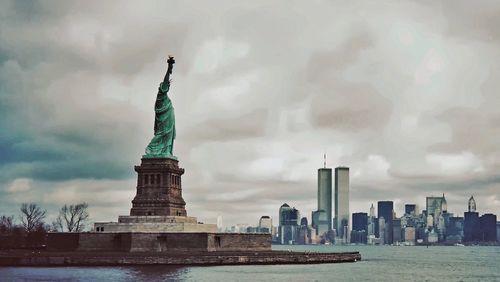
(427, 229, 438, 243)
(403, 227, 416, 245)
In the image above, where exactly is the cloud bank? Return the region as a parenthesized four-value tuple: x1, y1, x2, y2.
(1, 1, 499, 227)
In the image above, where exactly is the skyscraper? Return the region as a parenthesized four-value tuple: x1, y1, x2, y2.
(368, 204, 376, 237)
(464, 195, 480, 242)
(497, 222, 500, 243)
(317, 166, 332, 231)
(479, 214, 497, 242)
(405, 204, 417, 215)
(216, 215, 223, 232)
(352, 212, 368, 231)
(351, 212, 368, 244)
(464, 211, 480, 242)
(392, 218, 402, 243)
(297, 217, 314, 245)
(258, 216, 272, 233)
(335, 167, 349, 242)
(426, 194, 447, 226)
(278, 203, 300, 244)
(378, 201, 394, 244)
(312, 210, 329, 236)
(445, 216, 464, 243)
(378, 217, 386, 244)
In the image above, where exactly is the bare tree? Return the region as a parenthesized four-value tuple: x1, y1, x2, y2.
(54, 202, 89, 232)
(0, 215, 15, 233)
(19, 203, 46, 233)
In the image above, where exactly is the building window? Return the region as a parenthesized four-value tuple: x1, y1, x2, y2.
(157, 174, 161, 185)
(215, 236, 221, 248)
(145, 174, 149, 185)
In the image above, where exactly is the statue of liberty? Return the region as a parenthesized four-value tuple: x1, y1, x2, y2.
(144, 56, 177, 159)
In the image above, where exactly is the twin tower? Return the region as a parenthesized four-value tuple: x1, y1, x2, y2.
(312, 166, 350, 243)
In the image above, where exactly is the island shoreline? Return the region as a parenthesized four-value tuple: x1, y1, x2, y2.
(0, 250, 361, 266)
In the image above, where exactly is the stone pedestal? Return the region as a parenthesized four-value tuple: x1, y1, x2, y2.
(94, 157, 217, 233)
(130, 158, 186, 217)
(94, 216, 216, 233)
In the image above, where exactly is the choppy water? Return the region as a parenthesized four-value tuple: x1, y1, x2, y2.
(1, 245, 499, 281)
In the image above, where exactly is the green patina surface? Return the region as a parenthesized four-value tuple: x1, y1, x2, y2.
(144, 81, 177, 160)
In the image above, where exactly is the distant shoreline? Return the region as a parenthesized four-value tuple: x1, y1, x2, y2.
(272, 243, 500, 247)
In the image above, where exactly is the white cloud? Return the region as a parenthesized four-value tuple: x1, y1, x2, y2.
(426, 151, 483, 175)
(6, 178, 32, 193)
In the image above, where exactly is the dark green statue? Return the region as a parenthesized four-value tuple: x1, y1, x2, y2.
(144, 56, 177, 160)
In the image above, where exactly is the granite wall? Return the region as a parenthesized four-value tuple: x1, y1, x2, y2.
(47, 232, 271, 252)
(0, 251, 362, 266)
(46, 233, 79, 251)
(207, 233, 271, 252)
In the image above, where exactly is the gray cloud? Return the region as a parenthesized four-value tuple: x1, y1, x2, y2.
(1, 0, 499, 226)
(440, 0, 500, 42)
(309, 81, 392, 131)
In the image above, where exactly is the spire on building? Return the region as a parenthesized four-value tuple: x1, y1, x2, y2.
(441, 193, 447, 213)
(468, 195, 476, 212)
(323, 153, 326, 168)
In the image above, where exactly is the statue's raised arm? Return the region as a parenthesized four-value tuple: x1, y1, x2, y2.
(144, 56, 177, 160)
(163, 56, 175, 84)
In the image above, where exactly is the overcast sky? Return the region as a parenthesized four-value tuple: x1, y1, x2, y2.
(1, 1, 499, 228)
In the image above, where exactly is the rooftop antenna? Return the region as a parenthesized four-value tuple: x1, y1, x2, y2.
(323, 153, 327, 168)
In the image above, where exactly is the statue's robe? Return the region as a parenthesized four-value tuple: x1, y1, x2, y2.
(145, 82, 176, 159)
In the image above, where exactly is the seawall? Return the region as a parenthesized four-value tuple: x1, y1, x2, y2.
(0, 251, 361, 266)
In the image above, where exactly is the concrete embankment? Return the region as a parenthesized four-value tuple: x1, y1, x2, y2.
(0, 251, 361, 266)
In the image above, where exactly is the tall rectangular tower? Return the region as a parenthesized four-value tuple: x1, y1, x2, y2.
(378, 201, 394, 244)
(317, 168, 332, 231)
(335, 167, 350, 241)
(464, 211, 480, 242)
(479, 214, 497, 242)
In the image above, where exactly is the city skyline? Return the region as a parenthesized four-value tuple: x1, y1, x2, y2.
(274, 181, 497, 245)
(1, 1, 500, 227)
(223, 173, 497, 231)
